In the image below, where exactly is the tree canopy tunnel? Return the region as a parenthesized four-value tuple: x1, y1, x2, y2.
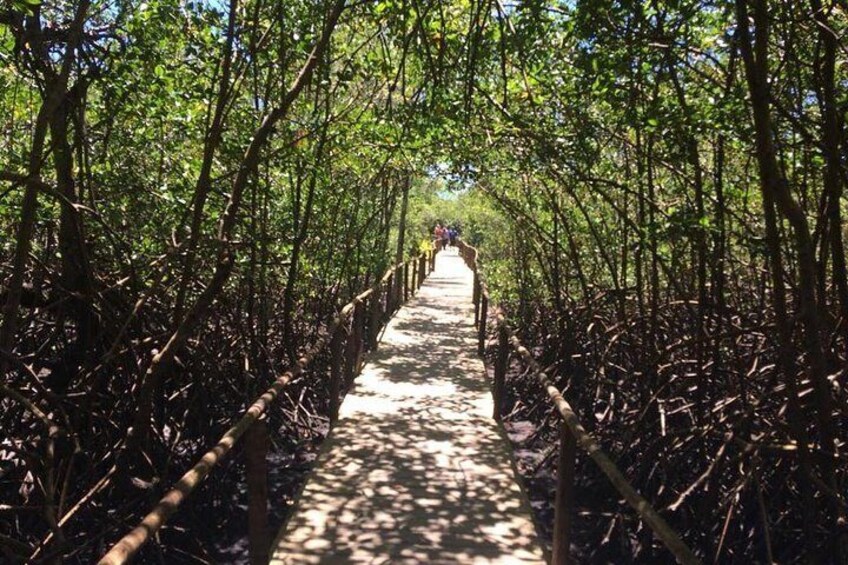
(2, 0, 847, 562)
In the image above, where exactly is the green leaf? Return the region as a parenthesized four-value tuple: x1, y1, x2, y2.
(12, 0, 41, 13)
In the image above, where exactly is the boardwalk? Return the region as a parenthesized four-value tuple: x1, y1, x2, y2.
(270, 251, 547, 564)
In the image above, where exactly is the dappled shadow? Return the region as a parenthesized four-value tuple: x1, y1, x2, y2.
(269, 254, 545, 564)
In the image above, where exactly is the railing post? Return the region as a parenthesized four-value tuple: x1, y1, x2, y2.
(478, 293, 488, 356)
(404, 262, 410, 302)
(473, 272, 481, 326)
(245, 418, 270, 565)
(397, 265, 403, 306)
(430, 249, 436, 270)
(356, 301, 365, 369)
(419, 254, 426, 287)
(385, 272, 394, 319)
(493, 323, 508, 421)
(552, 422, 577, 565)
(329, 326, 343, 425)
(411, 260, 418, 295)
(368, 285, 382, 350)
(345, 302, 364, 384)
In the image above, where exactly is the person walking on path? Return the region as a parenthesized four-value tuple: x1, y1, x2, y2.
(434, 223, 444, 250)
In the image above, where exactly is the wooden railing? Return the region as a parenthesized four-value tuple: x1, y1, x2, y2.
(99, 247, 438, 565)
(456, 240, 700, 565)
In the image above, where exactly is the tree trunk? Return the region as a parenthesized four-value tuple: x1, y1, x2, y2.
(810, 0, 848, 340)
(736, 0, 840, 557)
(173, 0, 239, 325)
(393, 173, 411, 305)
(0, 0, 92, 365)
(128, 0, 347, 451)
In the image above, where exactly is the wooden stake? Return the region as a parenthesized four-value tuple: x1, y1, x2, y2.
(552, 422, 576, 565)
(368, 287, 381, 350)
(493, 323, 509, 420)
(478, 293, 488, 356)
(329, 327, 343, 424)
(245, 418, 270, 565)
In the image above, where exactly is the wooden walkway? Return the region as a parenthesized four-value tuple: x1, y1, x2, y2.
(270, 251, 547, 564)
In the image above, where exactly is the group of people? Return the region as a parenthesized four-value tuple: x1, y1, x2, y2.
(433, 222, 460, 252)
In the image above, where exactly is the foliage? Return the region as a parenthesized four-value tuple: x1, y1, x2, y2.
(1, 0, 847, 562)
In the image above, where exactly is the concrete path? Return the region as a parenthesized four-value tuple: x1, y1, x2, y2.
(270, 251, 547, 564)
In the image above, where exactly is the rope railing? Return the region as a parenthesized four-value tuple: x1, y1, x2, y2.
(99, 246, 438, 565)
(455, 239, 700, 565)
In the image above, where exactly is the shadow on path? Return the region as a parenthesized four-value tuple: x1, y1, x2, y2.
(269, 254, 546, 564)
